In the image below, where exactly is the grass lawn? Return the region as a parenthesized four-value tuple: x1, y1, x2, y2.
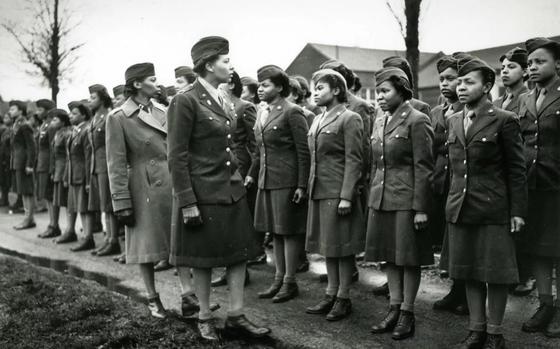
(0, 255, 283, 349)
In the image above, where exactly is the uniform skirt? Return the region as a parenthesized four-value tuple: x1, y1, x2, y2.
(306, 198, 365, 257)
(89, 173, 113, 213)
(523, 190, 560, 258)
(52, 182, 68, 207)
(14, 170, 34, 196)
(67, 184, 89, 213)
(365, 209, 433, 266)
(36, 172, 53, 201)
(170, 197, 260, 268)
(443, 223, 518, 284)
(254, 188, 307, 235)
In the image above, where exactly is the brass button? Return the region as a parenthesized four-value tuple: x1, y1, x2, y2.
(150, 160, 155, 165)
(226, 147, 231, 152)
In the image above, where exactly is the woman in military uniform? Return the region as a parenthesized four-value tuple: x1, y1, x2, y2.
(305, 69, 364, 321)
(366, 67, 434, 341)
(0, 114, 13, 207)
(106, 63, 172, 319)
(519, 37, 560, 338)
(168, 37, 270, 341)
(248, 65, 310, 304)
(445, 57, 526, 348)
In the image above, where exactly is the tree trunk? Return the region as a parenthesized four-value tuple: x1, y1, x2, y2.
(404, 0, 421, 98)
(50, 0, 60, 104)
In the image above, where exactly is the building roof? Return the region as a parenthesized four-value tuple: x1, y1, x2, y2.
(306, 43, 440, 73)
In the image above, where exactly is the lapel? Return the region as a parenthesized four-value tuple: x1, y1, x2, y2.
(450, 113, 466, 146)
(538, 79, 560, 116)
(308, 110, 324, 138)
(137, 107, 167, 135)
(525, 88, 538, 117)
(317, 104, 345, 133)
(194, 80, 229, 121)
(384, 102, 412, 135)
(466, 100, 498, 143)
(263, 99, 286, 130)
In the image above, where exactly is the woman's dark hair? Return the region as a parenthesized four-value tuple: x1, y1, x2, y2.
(244, 81, 260, 104)
(316, 75, 348, 103)
(293, 75, 311, 98)
(268, 71, 290, 98)
(230, 71, 243, 98)
(193, 55, 219, 77)
(75, 103, 92, 121)
(124, 81, 138, 98)
(388, 76, 413, 101)
(352, 76, 362, 93)
(331, 65, 356, 90)
(288, 78, 304, 104)
(95, 88, 114, 109)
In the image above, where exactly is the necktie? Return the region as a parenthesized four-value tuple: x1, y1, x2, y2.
(536, 88, 547, 112)
(385, 111, 393, 125)
(501, 94, 513, 110)
(260, 106, 271, 126)
(463, 110, 475, 135)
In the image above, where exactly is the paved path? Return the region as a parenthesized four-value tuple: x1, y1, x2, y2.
(0, 207, 557, 348)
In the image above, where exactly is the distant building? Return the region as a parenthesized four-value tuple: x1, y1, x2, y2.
(285, 35, 560, 107)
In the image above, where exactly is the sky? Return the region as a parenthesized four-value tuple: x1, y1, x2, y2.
(0, 0, 559, 107)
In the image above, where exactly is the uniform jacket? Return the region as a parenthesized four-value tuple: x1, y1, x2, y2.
(410, 98, 432, 119)
(347, 93, 374, 182)
(231, 98, 257, 178)
(50, 127, 71, 182)
(369, 101, 434, 212)
(10, 116, 36, 170)
(67, 121, 92, 186)
(105, 98, 172, 237)
(308, 105, 363, 200)
(36, 119, 57, 172)
(0, 125, 11, 170)
(248, 98, 310, 190)
(302, 107, 316, 127)
(89, 110, 109, 174)
(446, 100, 527, 224)
(431, 101, 464, 196)
(167, 80, 245, 208)
(518, 78, 560, 191)
(493, 85, 529, 115)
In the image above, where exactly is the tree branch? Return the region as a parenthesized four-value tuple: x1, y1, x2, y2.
(386, 0, 406, 40)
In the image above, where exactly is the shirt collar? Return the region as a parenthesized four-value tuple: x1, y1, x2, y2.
(198, 77, 222, 104)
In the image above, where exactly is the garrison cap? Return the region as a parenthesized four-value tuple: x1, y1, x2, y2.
(48, 108, 70, 126)
(67, 101, 82, 111)
(240, 76, 258, 86)
(457, 57, 496, 87)
(525, 37, 560, 57)
(319, 59, 344, 70)
(311, 69, 348, 88)
(113, 85, 125, 96)
(436, 56, 458, 74)
(257, 65, 286, 82)
(499, 47, 528, 68)
(174, 66, 196, 79)
(191, 36, 229, 67)
(382, 56, 413, 87)
(88, 84, 107, 94)
(125, 63, 155, 84)
(35, 99, 55, 111)
(451, 52, 475, 61)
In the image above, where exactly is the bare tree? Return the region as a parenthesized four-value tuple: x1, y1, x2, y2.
(2, 0, 84, 103)
(386, 0, 422, 97)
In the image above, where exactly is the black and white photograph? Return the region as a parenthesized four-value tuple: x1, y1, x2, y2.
(0, 0, 560, 347)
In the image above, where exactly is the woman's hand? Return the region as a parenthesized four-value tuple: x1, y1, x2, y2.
(292, 188, 306, 204)
(338, 199, 352, 216)
(414, 212, 428, 231)
(244, 176, 255, 188)
(510, 216, 525, 235)
(182, 205, 203, 226)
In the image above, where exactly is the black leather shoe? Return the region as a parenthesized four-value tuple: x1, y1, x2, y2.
(258, 281, 283, 299)
(91, 241, 109, 255)
(154, 260, 172, 272)
(434, 287, 461, 311)
(483, 334, 505, 349)
(371, 305, 401, 334)
(181, 294, 220, 317)
(54, 230, 77, 244)
(13, 220, 36, 230)
(512, 278, 536, 297)
(96, 241, 121, 256)
(225, 314, 270, 338)
(70, 237, 95, 252)
(296, 260, 310, 273)
(118, 254, 126, 264)
(147, 294, 166, 319)
(272, 282, 299, 303)
(372, 282, 389, 296)
(247, 254, 267, 266)
(392, 310, 415, 340)
(306, 294, 336, 314)
(522, 304, 555, 332)
(457, 331, 486, 349)
(38, 226, 61, 238)
(545, 307, 560, 338)
(326, 298, 352, 321)
(198, 318, 220, 341)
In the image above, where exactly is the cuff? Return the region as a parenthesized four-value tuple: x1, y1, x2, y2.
(112, 191, 133, 211)
(176, 188, 197, 208)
